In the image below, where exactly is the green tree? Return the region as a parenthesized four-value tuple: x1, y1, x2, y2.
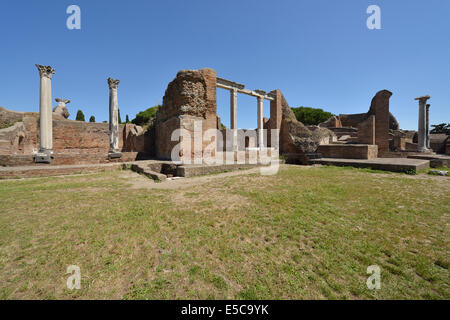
(118, 109, 122, 124)
(291, 106, 334, 125)
(430, 123, 450, 134)
(75, 110, 85, 122)
(125, 115, 130, 123)
(131, 105, 161, 126)
(89, 116, 96, 123)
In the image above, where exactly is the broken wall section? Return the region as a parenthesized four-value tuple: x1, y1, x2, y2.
(155, 68, 217, 160)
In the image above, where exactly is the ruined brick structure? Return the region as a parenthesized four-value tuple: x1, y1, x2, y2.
(319, 90, 395, 156)
(4, 67, 443, 170)
(155, 68, 217, 160)
(0, 107, 152, 166)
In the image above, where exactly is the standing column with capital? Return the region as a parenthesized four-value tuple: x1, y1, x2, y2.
(107, 77, 122, 158)
(35, 64, 55, 163)
(414, 95, 431, 152)
(426, 104, 431, 149)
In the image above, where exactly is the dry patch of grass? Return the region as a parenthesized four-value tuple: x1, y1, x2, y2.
(0, 165, 448, 299)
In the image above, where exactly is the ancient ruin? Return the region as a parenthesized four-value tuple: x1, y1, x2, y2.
(0, 65, 449, 178)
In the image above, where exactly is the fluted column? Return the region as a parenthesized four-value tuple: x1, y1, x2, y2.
(35, 64, 55, 163)
(415, 95, 430, 152)
(108, 78, 121, 158)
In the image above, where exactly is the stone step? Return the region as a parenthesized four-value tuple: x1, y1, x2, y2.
(130, 163, 167, 181)
(176, 162, 276, 178)
(310, 157, 430, 173)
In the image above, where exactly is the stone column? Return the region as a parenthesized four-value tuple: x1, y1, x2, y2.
(257, 96, 264, 148)
(35, 64, 55, 163)
(230, 88, 238, 151)
(107, 77, 122, 158)
(415, 95, 430, 152)
(426, 104, 431, 149)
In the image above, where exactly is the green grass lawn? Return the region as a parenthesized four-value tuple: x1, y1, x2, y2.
(0, 165, 448, 299)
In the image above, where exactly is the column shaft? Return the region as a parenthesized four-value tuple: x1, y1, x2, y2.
(230, 89, 238, 150)
(108, 78, 121, 156)
(415, 95, 430, 152)
(418, 102, 427, 151)
(257, 96, 264, 148)
(39, 76, 53, 151)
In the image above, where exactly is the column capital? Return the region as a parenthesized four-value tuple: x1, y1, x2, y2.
(107, 77, 120, 89)
(36, 64, 55, 79)
(414, 95, 430, 103)
(426, 104, 431, 109)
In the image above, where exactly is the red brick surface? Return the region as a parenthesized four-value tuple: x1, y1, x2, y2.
(317, 144, 378, 160)
(357, 115, 375, 145)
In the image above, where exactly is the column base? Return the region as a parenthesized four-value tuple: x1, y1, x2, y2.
(108, 151, 122, 159)
(417, 148, 434, 154)
(34, 150, 53, 164)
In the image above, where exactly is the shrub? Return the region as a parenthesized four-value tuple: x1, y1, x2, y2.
(75, 110, 85, 122)
(132, 105, 161, 126)
(89, 116, 95, 123)
(291, 106, 333, 125)
(430, 123, 450, 134)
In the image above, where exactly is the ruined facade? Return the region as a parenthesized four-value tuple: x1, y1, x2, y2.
(0, 66, 447, 169)
(155, 68, 217, 160)
(319, 90, 395, 156)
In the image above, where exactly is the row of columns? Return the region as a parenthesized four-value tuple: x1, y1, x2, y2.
(415, 95, 431, 152)
(228, 89, 266, 149)
(34, 64, 121, 163)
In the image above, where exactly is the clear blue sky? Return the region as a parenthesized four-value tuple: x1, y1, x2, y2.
(0, 0, 448, 129)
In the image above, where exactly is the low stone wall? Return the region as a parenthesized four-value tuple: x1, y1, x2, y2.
(0, 151, 147, 167)
(0, 163, 124, 179)
(317, 144, 378, 160)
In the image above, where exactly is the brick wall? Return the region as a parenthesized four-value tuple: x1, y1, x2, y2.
(155, 68, 218, 160)
(371, 90, 392, 153)
(357, 115, 375, 145)
(317, 144, 378, 160)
